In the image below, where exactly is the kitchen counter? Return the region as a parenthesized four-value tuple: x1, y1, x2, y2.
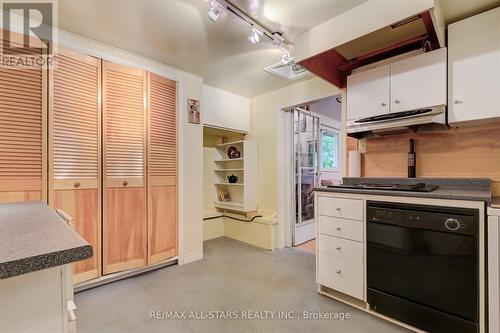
(0, 201, 92, 279)
(314, 177, 492, 203)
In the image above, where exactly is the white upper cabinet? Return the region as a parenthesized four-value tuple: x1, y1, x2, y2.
(346, 49, 447, 120)
(390, 48, 447, 113)
(347, 64, 390, 120)
(448, 7, 500, 125)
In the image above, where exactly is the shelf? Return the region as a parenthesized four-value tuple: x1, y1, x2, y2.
(214, 141, 244, 148)
(214, 183, 244, 186)
(214, 201, 244, 210)
(214, 169, 244, 172)
(214, 158, 244, 162)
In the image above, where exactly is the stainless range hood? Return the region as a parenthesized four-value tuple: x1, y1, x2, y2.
(346, 106, 447, 139)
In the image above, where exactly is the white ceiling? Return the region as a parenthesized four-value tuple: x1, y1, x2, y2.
(58, 0, 365, 97)
(58, 0, 500, 98)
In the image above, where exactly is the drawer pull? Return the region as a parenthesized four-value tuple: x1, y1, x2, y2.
(74, 182, 81, 188)
(336, 227, 342, 231)
(336, 246, 341, 250)
(336, 269, 341, 274)
(123, 181, 129, 186)
(336, 207, 341, 211)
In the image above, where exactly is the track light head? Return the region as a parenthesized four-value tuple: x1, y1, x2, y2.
(208, 0, 222, 22)
(248, 26, 263, 44)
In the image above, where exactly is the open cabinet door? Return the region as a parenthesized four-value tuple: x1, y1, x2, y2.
(49, 47, 102, 283)
(0, 29, 47, 203)
(103, 61, 147, 274)
(147, 72, 178, 265)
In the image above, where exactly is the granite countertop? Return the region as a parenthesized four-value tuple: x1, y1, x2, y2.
(0, 201, 92, 279)
(314, 178, 492, 203)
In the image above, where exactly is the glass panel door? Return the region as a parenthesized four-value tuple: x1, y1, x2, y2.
(293, 108, 319, 245)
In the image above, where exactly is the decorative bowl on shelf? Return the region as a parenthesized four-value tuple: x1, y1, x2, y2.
(227, 175, 238, 184)
(227, 146, 241, 159)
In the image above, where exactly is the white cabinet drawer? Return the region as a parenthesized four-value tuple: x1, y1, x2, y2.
(318, 215, 363, 242)
(318, 252, 363, 300)
(318, 196, 363, 221)
(318, 234, 363, 263)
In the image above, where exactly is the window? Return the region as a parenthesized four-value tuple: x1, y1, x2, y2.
(321, 130, 339, 170)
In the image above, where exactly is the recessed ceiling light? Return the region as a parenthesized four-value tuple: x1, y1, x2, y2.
(248, 27, 263, 44)
(208, 0, 222, 22)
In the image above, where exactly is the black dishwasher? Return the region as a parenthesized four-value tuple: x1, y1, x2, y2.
(367, 201, 479, 333)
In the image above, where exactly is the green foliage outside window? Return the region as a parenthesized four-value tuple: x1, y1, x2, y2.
(321, 131, 338, 169)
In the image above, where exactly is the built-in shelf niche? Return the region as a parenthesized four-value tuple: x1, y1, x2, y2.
(212, 140, 257, 213)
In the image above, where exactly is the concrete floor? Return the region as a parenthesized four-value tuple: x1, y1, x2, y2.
(76, 237, 409, 333)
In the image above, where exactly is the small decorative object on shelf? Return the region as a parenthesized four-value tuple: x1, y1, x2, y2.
(227, 174, 238, 184)
(217, 188, 232, 202)
(227, 146, 241, 159)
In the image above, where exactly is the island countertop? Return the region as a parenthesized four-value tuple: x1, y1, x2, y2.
(0, 201, 92, 279)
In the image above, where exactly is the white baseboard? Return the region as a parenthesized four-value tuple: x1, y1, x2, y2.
(179, 251, 204, 265)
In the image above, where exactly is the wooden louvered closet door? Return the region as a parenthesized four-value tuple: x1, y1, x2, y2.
(147, 73, 178, 265)
(0, 29, 47, 203)
(49, 47, 101, 283)
(103, 61, 147, 274)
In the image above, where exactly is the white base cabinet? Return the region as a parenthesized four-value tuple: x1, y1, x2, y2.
(316, 195, 364, 301)
(448, 7, 500, 125)
(0, 265, 74, 333)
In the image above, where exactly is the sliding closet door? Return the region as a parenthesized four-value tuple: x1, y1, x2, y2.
(0, 30, 47, 203)
(49, 47, 101, 283)
(147, 73, 178, 265)
(103, 61, 147, 274)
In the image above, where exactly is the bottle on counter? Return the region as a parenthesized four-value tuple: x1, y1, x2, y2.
(408, 138, 416, 178)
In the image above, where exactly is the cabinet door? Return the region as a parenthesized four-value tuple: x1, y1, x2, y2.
(49, 48, 101, 283)
(0, 30, 47, 203)
(448, 8, 500, 124)
(147, 73, 177, 265)
(390, 48, 447, 113)
(346, 65, 390, 121)
(103, 61, 147, 274)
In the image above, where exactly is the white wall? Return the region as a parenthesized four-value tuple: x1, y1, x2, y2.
(203, 84, 251, 133)
(56, 29, 204, 265)
(251, 77, 341, 247)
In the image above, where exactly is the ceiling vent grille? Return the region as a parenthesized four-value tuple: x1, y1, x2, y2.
(263, 61, 312, 81)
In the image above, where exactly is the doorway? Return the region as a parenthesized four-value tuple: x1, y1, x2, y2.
(286, 95, 343, 250)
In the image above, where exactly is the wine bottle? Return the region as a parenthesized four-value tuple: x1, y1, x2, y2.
(408, 138, 416, 178)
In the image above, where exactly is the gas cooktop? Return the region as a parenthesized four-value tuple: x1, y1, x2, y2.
(327, 183, 439, 192)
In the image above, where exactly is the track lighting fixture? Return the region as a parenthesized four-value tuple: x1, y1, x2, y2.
(248, 26, 263, 44)
(208, 0, 223, 22)
(207, 0, 293, 63)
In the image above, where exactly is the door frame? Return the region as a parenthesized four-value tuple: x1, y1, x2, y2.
(279, 91, 347, 248)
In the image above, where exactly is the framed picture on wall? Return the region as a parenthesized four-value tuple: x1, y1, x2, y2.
(188, 98, 200, 124)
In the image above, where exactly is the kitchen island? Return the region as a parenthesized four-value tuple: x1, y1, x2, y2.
(0, 201, 92, 333)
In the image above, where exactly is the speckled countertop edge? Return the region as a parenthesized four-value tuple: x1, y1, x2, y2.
(0, 201, 93, 279)
(0, 245, 93, 279)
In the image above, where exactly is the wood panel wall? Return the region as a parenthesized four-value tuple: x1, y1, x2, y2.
(357, 122, 500, 195)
